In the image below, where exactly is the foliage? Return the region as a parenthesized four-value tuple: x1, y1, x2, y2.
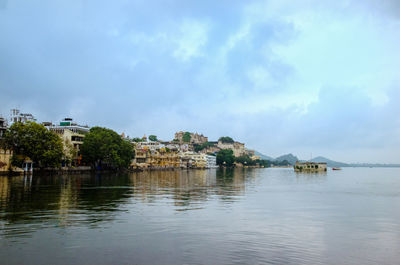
(148, 135, 158, 142)
(132, 137, 144, 142)
(2, 122, 63, 168)
(235, 154, 254, 165)
(63, 139, 77, 165)
(235, 154, 270, 167)
(194, 142, 215, 152)
(218, 136, 234, 143)
(182, 132, 191, 143)
(216, 149, 235, 167)
(81, 127, 134, 169)
(272, 160, 290, 166)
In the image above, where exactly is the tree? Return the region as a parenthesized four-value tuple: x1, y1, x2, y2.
(81, 127, 134, 169)
(216, 149, 235, 167)
(218, 136, 234, 143)
(132, 137, 144, 142)
(194, 142, 215, 152)
(235, 154, 254, 166)
(148, 135, 158, 142)
(182, 132, 191, 143)
(2, 122, 63, 168)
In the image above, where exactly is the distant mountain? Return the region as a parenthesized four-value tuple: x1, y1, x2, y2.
(309, 156, 348, 167)
(347, 163, 400, 168)
(254, 151, 274, 161)
(253, 152, 400, 168)
(275, 153, 299, 165)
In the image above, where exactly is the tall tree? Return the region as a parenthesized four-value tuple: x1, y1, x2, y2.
(182, 132, 191, 143)
(148, 135, 158, 142)
(216, 149, 235, 167)
(2, 122, 63, 168)
(81, 127, 134, 169)
(218, 136, 234, 143)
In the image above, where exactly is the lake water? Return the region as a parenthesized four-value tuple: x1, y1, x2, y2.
(1, 168, 399, 264)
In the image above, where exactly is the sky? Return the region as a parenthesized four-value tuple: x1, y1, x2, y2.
(1, 0, 399, 163)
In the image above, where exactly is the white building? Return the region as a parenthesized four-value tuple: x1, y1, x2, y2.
(136, 141, 163, 151)
(9, 108, 36, 124)
(205, 155, 217, 168)
(45, 118, 90, 134)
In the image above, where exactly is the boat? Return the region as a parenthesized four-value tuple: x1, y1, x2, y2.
(332, 167, 342, 170)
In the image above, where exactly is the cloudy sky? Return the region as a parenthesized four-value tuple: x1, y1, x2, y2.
(1, 0, 399, 163)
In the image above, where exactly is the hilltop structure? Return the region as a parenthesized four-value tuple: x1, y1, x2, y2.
(174, 131, 208, 144)
(217, 140, 246, 157)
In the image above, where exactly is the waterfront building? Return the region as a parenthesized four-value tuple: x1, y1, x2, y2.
(9, 108, 36, 124)
(136, 140, 163, 151)
(294, 162, 327, 172)
(205, 155, 217, 168)
(45, 118, 90, 167)
(131, 148, 181, 169)
(180, 152, 207, 169)
(150, 149, 181, 168)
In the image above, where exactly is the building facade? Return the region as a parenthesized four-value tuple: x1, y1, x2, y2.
(9, 109, 36, 124)
(0, 116, 7, 139)
(217, 141, 246, 157)
(46, 118, 90, 167)
(205, 155, 217, 168)
(294, 162, 327, 172)
(174, 131, 208, 144)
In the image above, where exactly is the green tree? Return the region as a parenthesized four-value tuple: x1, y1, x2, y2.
(81, 127, 134, 169)
(132, 137, 144, 143)
(194, 142, 215, 152)
(218, 136, 234, 143)
(182, 132, 191, 143)
(216, 149, 235, 167)
(235, 154, 254, 166)
(148, 135, 158, 141)
(2, 122, 63, 168)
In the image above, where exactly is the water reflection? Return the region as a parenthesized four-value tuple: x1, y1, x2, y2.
(0, 169, 254, 236)
(1, 168, 400, 265)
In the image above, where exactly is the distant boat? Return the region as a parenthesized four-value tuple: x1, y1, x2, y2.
(332, 167, 342, 170)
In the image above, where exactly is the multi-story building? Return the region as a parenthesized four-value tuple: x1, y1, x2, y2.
(174, 131, 208, 144)
(9, 108, 36, 124)
(205, 155, 217, 168)
(180, 152, 207, 169)
(0, 116, 7, 139)
(136, 141, 163, 151)
(131, 148, 181, 169)
(45, 118, 89, 166)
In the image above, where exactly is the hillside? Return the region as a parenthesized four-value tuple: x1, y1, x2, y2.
(275, 153, 299, 165)
(309, 156, 348, 167)
(254, 151, 274, 161)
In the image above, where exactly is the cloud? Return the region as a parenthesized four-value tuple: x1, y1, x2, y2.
(0, 0, 399, 163)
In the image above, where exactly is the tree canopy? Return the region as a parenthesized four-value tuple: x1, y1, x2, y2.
(182, 132, 191, 143)
(2, 122, 63, 168)
(194, 142, 215, 152)
(216, 149, 235, 167)
(148, 135, 158, 142)
(81, 127, 134, 169)
(132, 137, 144, 143)
(218, 136, 234, 143)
